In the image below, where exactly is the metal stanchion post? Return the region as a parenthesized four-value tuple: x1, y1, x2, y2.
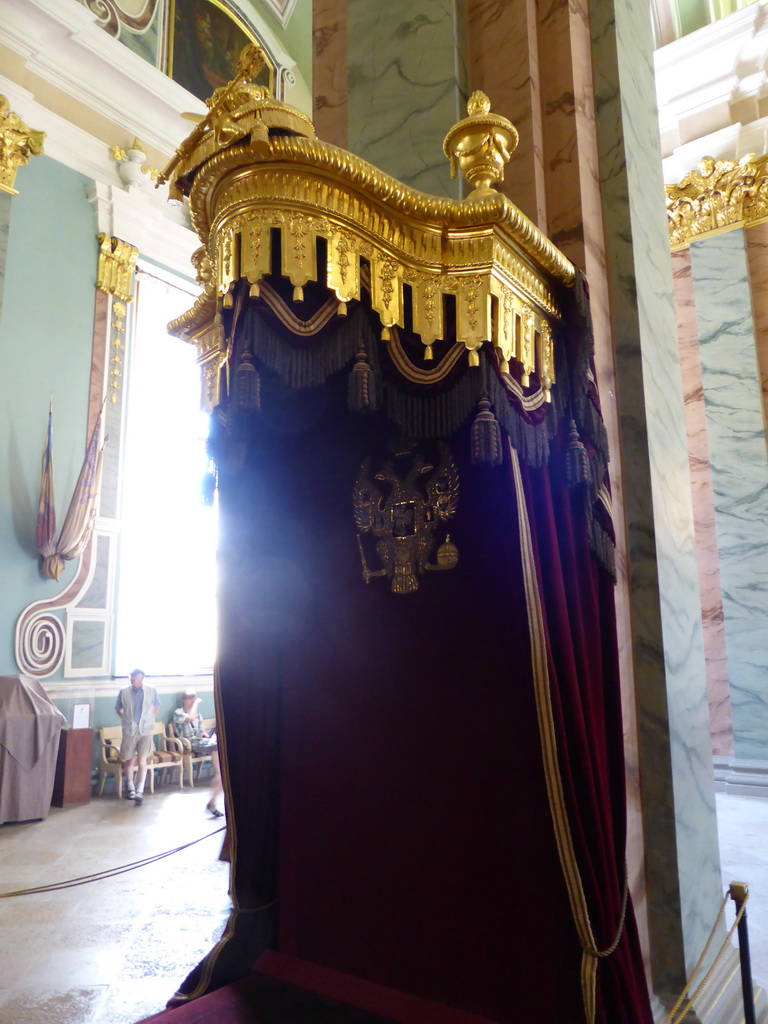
(730, 881, 757, 1024)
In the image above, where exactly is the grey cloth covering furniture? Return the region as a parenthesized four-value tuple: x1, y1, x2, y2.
(0, 674, 66, 824)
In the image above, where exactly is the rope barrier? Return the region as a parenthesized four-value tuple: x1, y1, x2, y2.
(0, 825, 226, 899)
(663, 886, 750, 1024)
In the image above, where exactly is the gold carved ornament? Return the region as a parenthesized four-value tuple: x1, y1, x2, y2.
(666, 153, 768, 249)
(96, 234, 138, 403)
(159, 45, 575, 414)
(0, 97, 45, 195)
(353, 442, 459, 594)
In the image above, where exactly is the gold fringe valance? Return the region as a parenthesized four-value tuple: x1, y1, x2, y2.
(162, 46, 574, 414)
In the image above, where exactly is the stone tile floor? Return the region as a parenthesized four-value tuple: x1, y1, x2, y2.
(0, 780, 230, 1024)
(0, 787, 766, 1023)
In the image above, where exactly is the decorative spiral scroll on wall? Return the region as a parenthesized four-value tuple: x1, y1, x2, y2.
(16, 612, 66, 678)
(15, 525, 98, 678)
(84, 0, 157, 37)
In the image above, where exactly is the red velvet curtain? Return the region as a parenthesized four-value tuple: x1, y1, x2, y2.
(165, 280, 652, 1024)
(511, 439, 651, 1023)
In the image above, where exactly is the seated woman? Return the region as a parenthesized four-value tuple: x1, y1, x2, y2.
(172, 689, 224, 817)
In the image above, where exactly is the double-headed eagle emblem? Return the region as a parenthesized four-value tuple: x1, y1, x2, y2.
(353, 442, 459, 594)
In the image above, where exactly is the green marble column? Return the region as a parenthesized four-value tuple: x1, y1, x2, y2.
(346, 0, 468, 198)
(691, 229, 768, 761)
(589, 0, 727, 1014)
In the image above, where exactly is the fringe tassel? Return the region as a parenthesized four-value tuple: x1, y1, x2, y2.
(234, 353, 261, 411)
(471, 397, 503, 466)
(348, 346, 377, 413)
(241, 305, 374, 391)
(566, 419, 590, 486)
(590, 517, 617, 580)
(383, 369, 479, 440)
(484, 364, 556, 469)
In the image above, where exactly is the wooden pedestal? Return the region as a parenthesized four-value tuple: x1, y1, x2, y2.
(51, 728, 93, 807)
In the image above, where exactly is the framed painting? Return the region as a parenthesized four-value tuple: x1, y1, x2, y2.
(167, 0, 273, 103)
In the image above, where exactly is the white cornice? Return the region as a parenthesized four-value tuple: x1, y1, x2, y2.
(1, 0, 208, 155)
(655, 3, 768, 160)
(0, 73, 123, 187)
(0, 71, 197, 275)
(1, 0, 310, 157)
(88, 182, 198, 280)
(661, 118, 768, 183)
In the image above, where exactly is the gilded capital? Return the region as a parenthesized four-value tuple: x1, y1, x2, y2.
(666, 153, 768, 249)
(96, 234, 138, 302)
(0, 96, 45, 195)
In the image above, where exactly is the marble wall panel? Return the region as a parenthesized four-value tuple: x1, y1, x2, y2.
(672, 247, 733, 758)
(313, 0, 348, 148)
(71, 619, 106, 670)
(746, 222, 768, 441)
(346, 0, 467, 198)
(78, 535, 111, 609)
(589, 0, 721, 995)
(691, 228, 768, 763)
(466, 0, 545, 228)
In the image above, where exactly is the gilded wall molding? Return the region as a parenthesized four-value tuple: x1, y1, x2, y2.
(0, 96, 45, 195)
(96, 232, 138, 301)
(96, 233, 138, 402)
(666, 153, 768, 249)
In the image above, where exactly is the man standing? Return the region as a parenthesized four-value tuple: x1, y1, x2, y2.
(115, 668, 160, 806)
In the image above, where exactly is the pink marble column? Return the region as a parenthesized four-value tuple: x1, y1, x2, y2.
(467, 0, 546, 229)
(312, 0, 348, 148)
(468, 0, 650, 978)
(672, 248, 733, 757)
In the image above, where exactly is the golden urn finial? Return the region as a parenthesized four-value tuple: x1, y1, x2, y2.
(443, 91, 518, 196)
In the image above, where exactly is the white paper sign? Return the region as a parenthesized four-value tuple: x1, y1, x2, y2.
(72, 703, 91, 729)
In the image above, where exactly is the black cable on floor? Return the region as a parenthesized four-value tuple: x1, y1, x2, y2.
(0, 825, 226, 898)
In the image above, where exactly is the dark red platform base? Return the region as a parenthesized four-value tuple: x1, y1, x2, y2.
(138, 951, 500, 1024)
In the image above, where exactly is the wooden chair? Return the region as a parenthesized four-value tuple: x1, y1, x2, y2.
(97, 725, 124, 797)
(145, 722, 184, 792)
(98, 722, 184, 796)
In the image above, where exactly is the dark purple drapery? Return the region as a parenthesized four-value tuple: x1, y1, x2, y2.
(160, 275, 652, 1024)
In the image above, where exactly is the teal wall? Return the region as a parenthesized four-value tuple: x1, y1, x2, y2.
(0, 156, 96, 674)
(254, 0, 313, 85)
